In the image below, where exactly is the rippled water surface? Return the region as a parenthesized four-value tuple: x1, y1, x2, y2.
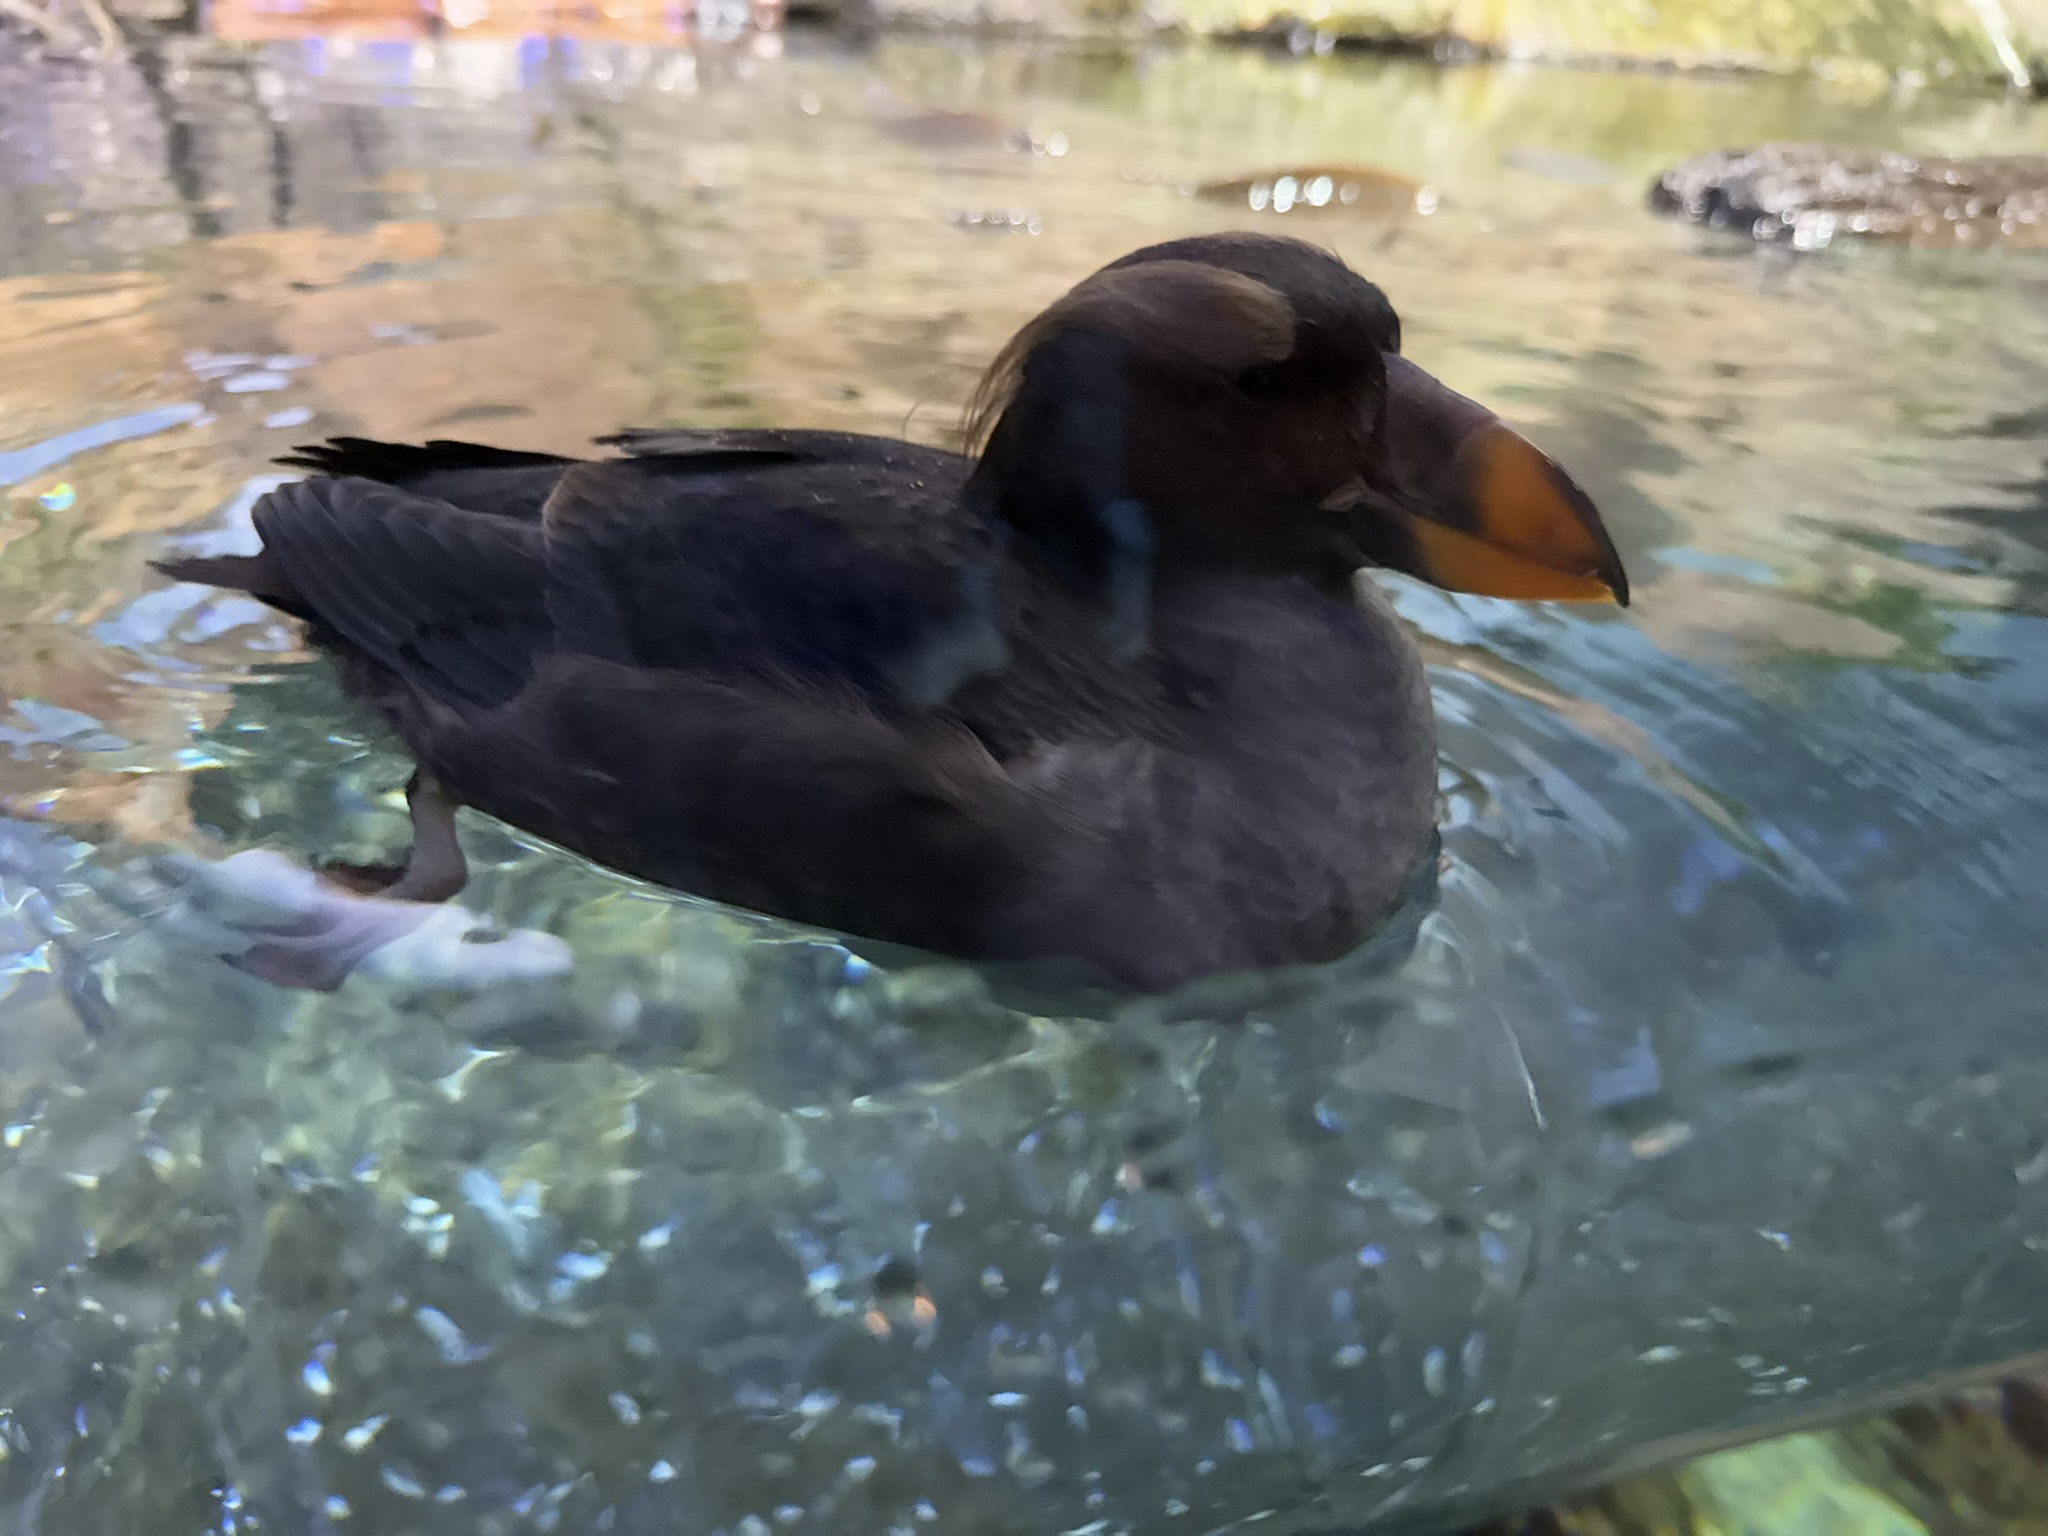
(4, 27, 2048, 1536)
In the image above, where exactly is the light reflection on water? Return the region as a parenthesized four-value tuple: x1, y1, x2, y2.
(1, 23, 2047, 1536)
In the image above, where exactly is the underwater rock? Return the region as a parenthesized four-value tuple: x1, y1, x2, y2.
(1191, 163, 1432, 219)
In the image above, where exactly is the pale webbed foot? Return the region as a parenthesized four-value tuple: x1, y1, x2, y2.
(161, 845, 568, 993)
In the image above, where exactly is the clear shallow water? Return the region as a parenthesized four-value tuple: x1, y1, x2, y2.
(2, 25, 2048, 1535)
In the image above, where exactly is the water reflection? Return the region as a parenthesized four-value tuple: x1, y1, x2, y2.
(1, 20, 2047, 1536)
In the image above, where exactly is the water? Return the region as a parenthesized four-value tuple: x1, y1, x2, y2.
(3, 24, 2048, 1535)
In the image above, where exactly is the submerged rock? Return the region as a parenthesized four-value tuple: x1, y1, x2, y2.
(1191, 163, 1432, 218)
(1649, 144, 2048, 250)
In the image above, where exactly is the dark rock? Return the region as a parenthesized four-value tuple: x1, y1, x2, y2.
(1649, 143, 2048, 250)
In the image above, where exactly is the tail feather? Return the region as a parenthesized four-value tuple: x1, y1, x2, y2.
(275, 436, 571, 483)
(150, 550, 309, 617)
(272, 437, 577, 521)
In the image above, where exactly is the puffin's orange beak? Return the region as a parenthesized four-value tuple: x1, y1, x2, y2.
(1352, 355, 1630, 606)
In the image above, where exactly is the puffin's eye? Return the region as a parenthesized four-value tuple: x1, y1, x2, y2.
(1233, 360, 1295, 401)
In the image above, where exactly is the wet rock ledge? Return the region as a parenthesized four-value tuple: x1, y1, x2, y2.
(822, 0, 2048, 87)
(51, 0, 2048, 86)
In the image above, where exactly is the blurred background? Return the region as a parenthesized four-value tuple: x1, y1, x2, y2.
(3, 0, 2048, 1532)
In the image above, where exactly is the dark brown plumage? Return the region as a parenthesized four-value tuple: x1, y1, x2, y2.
(155, 233, 1627, 993)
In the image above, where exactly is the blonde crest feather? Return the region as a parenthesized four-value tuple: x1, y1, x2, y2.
(960, 261, 1297, 455)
